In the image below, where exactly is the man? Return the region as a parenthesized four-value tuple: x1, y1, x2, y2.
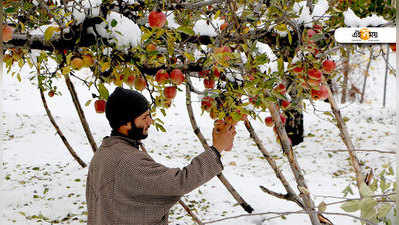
(86, 87, 236, 225)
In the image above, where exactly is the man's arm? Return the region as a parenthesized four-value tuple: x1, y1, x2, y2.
(117, 147, 223, 197)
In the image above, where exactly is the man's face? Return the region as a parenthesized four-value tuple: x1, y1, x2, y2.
(133, 110, 153, 135)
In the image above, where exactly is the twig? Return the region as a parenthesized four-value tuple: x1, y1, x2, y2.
(64, 73, 98, 152)
(326, 149, 395, 154)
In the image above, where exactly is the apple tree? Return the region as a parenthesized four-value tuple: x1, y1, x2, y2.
(1, 0, 396, 224)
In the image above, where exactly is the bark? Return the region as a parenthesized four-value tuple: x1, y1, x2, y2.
(185, 77, 254, 213)
(38, 79, 87, 168)
(360, 49, 373, 103)
(341, 53, 350, 104)
(382, 45, 390, 107)
(268, 103, 321, 225)
(322, 78, 365, 192)
(139, 144, 204, 225)
(64, 74, 98, 152)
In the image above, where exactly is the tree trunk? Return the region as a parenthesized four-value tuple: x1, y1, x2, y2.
(382, 45, 389, 107)
(360, 48, 373, 103)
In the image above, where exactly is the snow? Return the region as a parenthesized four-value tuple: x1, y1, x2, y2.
(293, 0, 330, 28)
(343, 8, 388, 27)
(0, 38, 397, 225)
(193, 18, 224, 37)
(72, 0, 102, 24)
(95, 11, 142, 50)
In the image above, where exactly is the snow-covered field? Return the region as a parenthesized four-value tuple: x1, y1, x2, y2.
(0, 50, 396, 225)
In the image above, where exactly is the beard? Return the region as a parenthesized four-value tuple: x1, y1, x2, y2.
(127, 120, 148, 140)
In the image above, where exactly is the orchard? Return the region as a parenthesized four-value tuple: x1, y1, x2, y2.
(0, 0, 397, 225)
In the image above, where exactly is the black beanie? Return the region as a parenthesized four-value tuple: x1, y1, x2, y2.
(105, 87, 150, 130)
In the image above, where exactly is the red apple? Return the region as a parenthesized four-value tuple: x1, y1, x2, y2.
(134, 76, 147, 91)
(204, 79, 215, 89)
(148, 11, 166, 28)
(313, 24, 322, 33)
(322, 59, 336, 73)
(94, 99, 106, 113)
(155, 69, 169, 84)
(293, 66, 303, 74)
(307, 68, 322, 80)
(389, 43, 396, 52)
(275, 83, 286, 95)
(220, 22, 228, 31)
(2, 25, 14, 42)
(170, 69, 184, 85)
(213, 68, 220, 78)
(307, 29, 317, 38)
(126, 75, 135, 86)
(215, 46, 232, 54)
(48, 90, 55, 97)
(281, 100, 291, 110)
(164, 86, 177, 99)
(319, 85, 329, 100)
(201, 96, 214, 111)
(265, 116, 273, 127)
(307, 78, 321, 87)
(199, 70, 210, 78)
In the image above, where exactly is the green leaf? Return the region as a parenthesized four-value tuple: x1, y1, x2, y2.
(360, 182, 374, 197)
(85, 99, 92, 107)
(377, 203, 392, 219)
(98, 83, 109, 100)
(288, 31, 292, 45)
(341, 200, 361, 212)
(5, 7, 16, 14)
(44, 26, 59, 42)
(177, 26, 195, 36)
(318, 201, 327, 212)
(111, 19, 118, 27)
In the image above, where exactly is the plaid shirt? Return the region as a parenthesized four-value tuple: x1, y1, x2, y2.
(86, 135, 223, 225)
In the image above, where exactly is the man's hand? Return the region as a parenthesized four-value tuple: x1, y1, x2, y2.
(212, 120, 237, 153)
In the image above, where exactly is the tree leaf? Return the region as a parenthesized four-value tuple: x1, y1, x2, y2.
(341, 200, 361, 212)
(177, 26, 195, 36)
(360, 182, 374, 197)
(377, 203, 392, 219)
(44, 26, 59, 42)
(98, 83, 109, 100)
(111, 19, 118, 27)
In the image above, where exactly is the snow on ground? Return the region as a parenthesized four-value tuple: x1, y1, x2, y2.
(0, 50, 396, 225)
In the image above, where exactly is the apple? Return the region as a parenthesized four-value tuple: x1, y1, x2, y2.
(245, 73, 255, 81)
(307, 68, 322, 80)
(134, 76, 147, 91)
(322, 59, 336, 73)
(281, 100, 290, 110)
(204, 79, 215, 89)
(274, 83, 286, 95)
(170, 69, 184, 85)
(265, 116, 273, 127)
(48, 90, 55, 97)
(215, 46, 232, 54)
(199, 70, 210, 78)
(82, 55, 95, 67)
(2, 25, 14, 42)
(201, 96, 214, 111)
(307, 29, 317, 39)
(307, 78, 321, 87)
(94, 99, 106, 113)
(164, 86, 177, 99)
(389, 43, 396, 52)
(220, 22, 228, 31)
(146, 43, 157, 51)
(148, 11, 166, 28)
(313, 24, 322, 33)
(71, 57, 84, 70)
(155, 69, 169, 84)
(293, 66, 303, 74)
(313, 85, 329, 100)
(126, 75, 135, 86)
(213, 68, 220, 78)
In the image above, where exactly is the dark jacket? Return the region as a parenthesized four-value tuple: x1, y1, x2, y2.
(86, 135, 223, 225)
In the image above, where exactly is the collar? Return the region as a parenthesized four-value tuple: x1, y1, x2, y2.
(109, 130, 142, 149)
